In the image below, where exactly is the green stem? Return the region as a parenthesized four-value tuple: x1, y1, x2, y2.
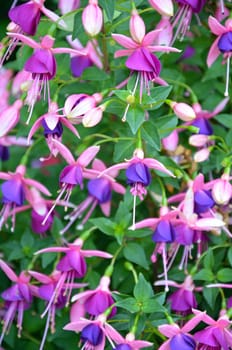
(105, 244, 124, 277)
(124, 261, 138, 283)
(165, 78, 198, 103)
(131, 312, 140, 334)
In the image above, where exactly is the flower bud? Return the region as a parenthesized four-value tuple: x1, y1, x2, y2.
(129, 10, 145, 43)
(212, 179, 232, 205)
(82, 105, 104, 127)
(162, 130, 179, 152)
(82, 0, 103, 37)
(171, 102, 196, 121)
(189, 134, 209, 147)
(194, 148, 210, 163)
(58, 0, 80, 14)
(148, 0, 174, 17)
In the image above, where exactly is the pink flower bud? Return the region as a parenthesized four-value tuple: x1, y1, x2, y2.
(171, 102, 196, 121)
(129, 10, 145, 43)
(82, 105, 104, 127)
(212, 179, 232, 205)
(148, 0, 174, 17)
(82, 0, 103, 37)
(189, 134, 209, 147)
(162, 130, 179, 152)
(58, 0, 80, 14)
(194, 148, 210, 163)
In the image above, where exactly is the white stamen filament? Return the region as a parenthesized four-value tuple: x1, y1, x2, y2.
(224, 56, 230, 97)
(220, 0, 225, 14)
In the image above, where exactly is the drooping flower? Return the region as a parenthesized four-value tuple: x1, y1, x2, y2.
(6, 33, 85, 123)
(207, 16, 232, 96)
(112, 9, 180, 118)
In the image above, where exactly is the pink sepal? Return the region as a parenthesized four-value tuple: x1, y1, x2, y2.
(24, 178, 51, 196)
(207, 37, 220, 67)
(78, 146, 100, 167)
(112, 34, 137, 49)
(51, 139, 75, 164)
(82, 250, 112, 258)
(28, 271, 52, 284)
(0, 259, 18, 282)
(208, 16, 226, 35)
(34, 247, 70, 255)
(7, 32, 40, 49)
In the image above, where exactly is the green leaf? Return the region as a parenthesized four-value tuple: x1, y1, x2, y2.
(41, 253, 56, 269)
(214, 114, 232, 128)
(115, 297, 140, 313)
(142, 298, 166, 313)
(113, 140, 135, 162)
(155, 114, 178, 137)
(126, 106, 145, 134)
(141, 122, 160, 151)
(203, 286, 219, 309)
(21, 231, 34, 248)
(72, 11, 85, 39)
(193, 268, 214, 281)
(203, 249, 214, 270)
(90, 218, 115, 236)
(99, 0, 115, 22)
(228, 247, 232, 266)
(142, 86, 172, 107)
(123, 243, 149, 270)
(113, 90, 129, 102)
(82, 67, 110, 81)
(134, 273, 154, 300)
(217, 268, 232, 282)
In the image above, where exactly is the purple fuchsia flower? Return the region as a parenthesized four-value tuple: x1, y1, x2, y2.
(64, 314, 125, 350)
(207, 16, 232, 96)
(193, 309, 232, 350)
(0, 164, 51, 231)
(0, 259, 36, 344)
(35, 238, 112, 306)
(112, 9, 180, 119)
(66, 36, 103, 78)
(172, 0, 207, 43)
(28, 270, 86, 350)
(133, 206, 179, 291)
(6, 33, 85, 123)
(100, 149, 174, 228)
(155, 275, 201, 314)
(41, 141, 100, 225)
(60, 158, 125, 234)
(70, 276, 116, 321)
(63, 92, 103, 124)
(27, 101, 80, 159)
(158, 310, 205, 350)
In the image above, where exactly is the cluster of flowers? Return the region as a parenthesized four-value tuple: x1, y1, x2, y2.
(1, 0, 232, 350)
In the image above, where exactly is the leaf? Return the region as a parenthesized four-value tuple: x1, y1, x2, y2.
(141, 122, 160, 151)
(20, 231, 34, 248)
(126, 106, 145, 134)
(228, 247, 232, 267)
(90, 217, 115, 236)
(134, 273, 154, 300)
(82, 67, 110, 81)
(113, 140, 135, 162)
(123, 243, 149, 270)
(216, 268, 232, 282)
(154, 114, 178, 137)
(142, 298, 166, 313)
(41, 253, 56, 269)
(99, 0, 115, 22)
(203, 249, 214, 270)
(113, 90, 129, 102)
(193, 268, 214, 281)
(214, 114, 232, 128)
(142, 86, 173, 107)
(115, 297, 140, 313)
(72, 11, 85, 39)
(203, 286, 219, 309)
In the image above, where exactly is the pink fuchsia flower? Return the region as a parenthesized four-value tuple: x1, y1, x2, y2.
(11, 70, 32, 97)
(6, 33, 85, 123)
(155, 275, 201, 314)
(63, 93, 103, 124)
(0, 164, 51, 231)
(60, 158, 125, 234)
(207, 16, 232, 96)
(212, 174, 232, 205)
(82, 0, 103, 37)
(154, 18, 173, 46)
(148, 0, 174, 17)
(0, 259, 36, 344)
(172, 0, 207, 43)
(64, 314, 123, 350)
(28, 270, 86, 350)
(170, 101, 196, 122)
(41, 141, 100, 225)
(27, 101, 80, 158)
(158, 309, 205, 350)
(70, 276, 116, 320)
(58, 0, 80, 14)
(35, 238, 112, 306)
(193, 309, 232, 350)
(67, 36, 103, 77)
(112, 9, 180, 110)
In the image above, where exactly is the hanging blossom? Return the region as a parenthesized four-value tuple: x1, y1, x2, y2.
(1, 0, 65, 66)
(207, 16, 232, 96)
(100, 148, 174, 228)
(41, 141, 100, 225)
(60, 158, 125, 234)
(28, 270, 86, 350)
(0, 259, 37, 345)
(27, 101, 80, 159)
(0, 164, 51, 232)
(112, 9, 180, 120)
(82, 0, 103, 37)
(6, 33, 85, 123)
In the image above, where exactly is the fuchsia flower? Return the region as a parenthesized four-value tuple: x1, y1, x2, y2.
(6, 33, 85, 123)
(27, 101, 80, 158)
(0, 164, 51, 231)
(28, 270, 86, 350)
(41, 141, 100, 225)
(148, 0, 174, 17)
(60, 158, 125, 234)
(109, 331, 153, 350)
(158, 310, 205, 350)
(82, 0, 103, 37)
(207, 16, 232, 96)
(0, 259, 36, 344)
(35, 238, 112, 306)
(112, 9, 180, 110)
(70, 276, 116, 321)
(193, 309, 232, 350)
